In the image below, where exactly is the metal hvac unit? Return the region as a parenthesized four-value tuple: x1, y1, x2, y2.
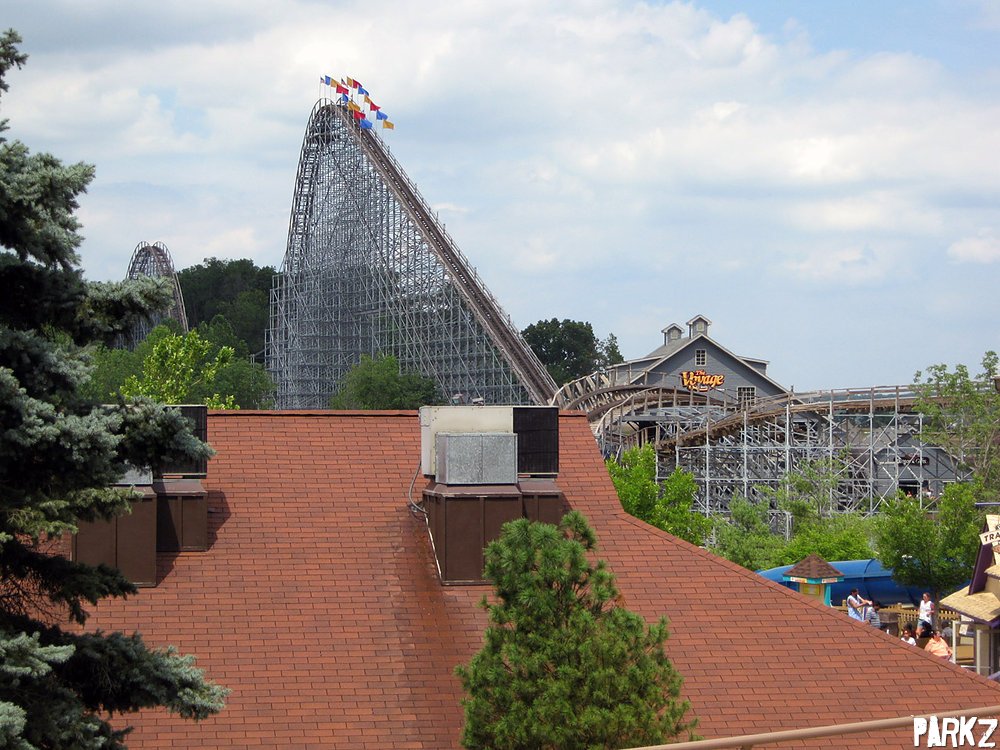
(435, 432, 517, 485)
(419, 405, 560, 477)
(419, 406, 513, 476)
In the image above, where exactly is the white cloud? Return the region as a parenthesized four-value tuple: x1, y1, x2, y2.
(4, 0, 1000, 388)
(780, 243, 897, 284)
(948, 229, 1000, 263)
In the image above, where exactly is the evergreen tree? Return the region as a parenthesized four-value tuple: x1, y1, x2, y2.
(455, 512, 697, 749)
(0, 30, 225, 747)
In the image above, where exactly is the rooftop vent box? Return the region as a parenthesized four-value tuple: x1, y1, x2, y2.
(436, 432, 517, 485)
(157, 405, 208, 478)
(513, 406, 559, 476)
(420, 406, 513, 476)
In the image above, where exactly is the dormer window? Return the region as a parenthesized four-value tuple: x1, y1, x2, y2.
(695, 349, 707, 366)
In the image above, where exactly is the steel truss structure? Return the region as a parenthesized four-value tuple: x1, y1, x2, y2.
(267, 99, 556, 409)
(120, 241, 189, 349)
(553, 372, 972, 517)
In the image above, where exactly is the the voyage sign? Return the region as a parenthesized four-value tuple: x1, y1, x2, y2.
(681, 369, 725, 391)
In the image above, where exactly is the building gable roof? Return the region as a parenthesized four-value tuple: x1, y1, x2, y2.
(78, 411, 1000, 748)
(633, 332, 789, 394)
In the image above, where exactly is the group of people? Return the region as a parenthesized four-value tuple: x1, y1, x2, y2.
(846, 588, 883, 628)
(848, 590, 954, 660)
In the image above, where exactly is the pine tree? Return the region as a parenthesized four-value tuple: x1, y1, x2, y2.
(0, 30, 225, 747)
(455, 512, 697, 749)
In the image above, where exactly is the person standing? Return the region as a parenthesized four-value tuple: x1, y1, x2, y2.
(917, 592, 935, 633)
(863, 601, 882, 629)
(847, 588, 871, 621)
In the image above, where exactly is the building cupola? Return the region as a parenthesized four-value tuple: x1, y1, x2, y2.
(661, 324, 684, 345)
(686, 315, 712, 338)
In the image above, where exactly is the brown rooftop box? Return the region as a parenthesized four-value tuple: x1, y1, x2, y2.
(154, 479, 208, 552)
(424, 483, 522, 584)
(73, 485, 157, 586)
(518, 478, 565, 525)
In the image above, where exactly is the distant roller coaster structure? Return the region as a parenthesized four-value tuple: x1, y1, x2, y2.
(120, 241, 188, 349)
(552, 370, 974, 517)
(266, 97, 556, 409)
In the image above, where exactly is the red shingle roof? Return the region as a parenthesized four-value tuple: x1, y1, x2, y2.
(82, 411, 1000, 748)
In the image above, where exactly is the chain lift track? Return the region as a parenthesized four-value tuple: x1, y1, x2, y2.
(266, 100, 557, 409)
(120, 241, 189, 349)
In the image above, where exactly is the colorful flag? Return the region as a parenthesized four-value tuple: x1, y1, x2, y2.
(351, 78, 362, 89)
(360, 119, 373, 129)
(376, 111, 388, 120)
(352, 110, 365, 120)
(337, 93, 349, 103)
(357, 85, 369, 96)
(336, 83, 348, 94)
(347, 100, 360, 112)
(382, 120, 394, 130)
(346, 76, 356, 88)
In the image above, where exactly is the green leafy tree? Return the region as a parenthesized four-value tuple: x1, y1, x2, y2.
(177, 258, 274, 355)
(761, 457, 843, 526)
(755, 458, 874, 566)
(775, 513, 873, 566)
(606, 446, 710, 545)
(196, 316, 275, 409)
(914, 351, 1000, 499)
(711, 496, 786, 571)
(121, 329, 237, 409)
(84, 321, 274, 409)
(874, 482, 982, 612)
(456, 512, 697, 749)
(522, 318, 623, 386)
(328, 354, 441, 409)
(0, 30, 225, 747)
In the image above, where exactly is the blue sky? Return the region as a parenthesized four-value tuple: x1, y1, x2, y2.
(3, 0, 999, 391)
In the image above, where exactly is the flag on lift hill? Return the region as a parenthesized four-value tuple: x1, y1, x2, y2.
(321, 75, 332, 85)
(357, 85, 369, 96)
(352, 110, 365, 120)
(360, 119, 373, 129)
(376, 111, 388, 121)
(382, 120, 394, 130)
(336, 82, 349, 94)
(346, 76, 357, 88)
(347, 100, 361, 112)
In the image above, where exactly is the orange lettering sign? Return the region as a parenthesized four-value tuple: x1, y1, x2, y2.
(681, 370, 726, 391)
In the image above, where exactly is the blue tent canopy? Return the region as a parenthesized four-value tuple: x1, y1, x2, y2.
(757, 559, 929, 607)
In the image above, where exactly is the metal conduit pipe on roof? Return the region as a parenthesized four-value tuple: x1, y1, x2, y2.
(622, 704, 1000, 750)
